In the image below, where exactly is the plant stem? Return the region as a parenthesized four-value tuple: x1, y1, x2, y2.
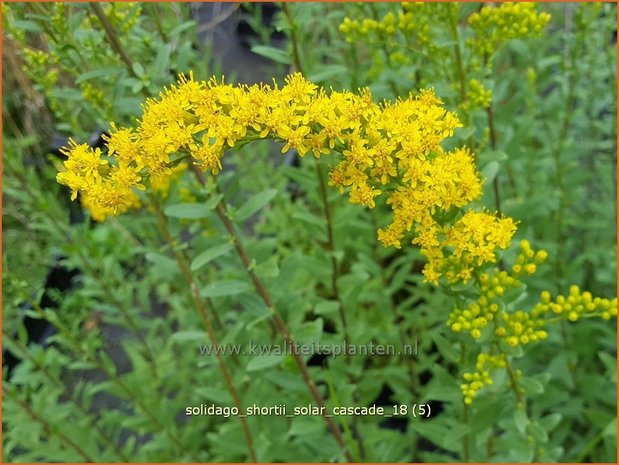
(314, 159, 351, 352)
(279, 7, 363, 456)
(463, 403, 470, 461)
(149, 196, 256, 461)
(281, 3, 304, 74)
(3, 331, 131, 461)
(189, 167, 354, 461)
(448, 6, 466, 103)
(281, 2, 350, 350)
(3, 385, 96, 462)
(504, 357, 523, 404)
(90, 3, 136, 76)
(460, 340, 470, 461)
(486, 105, 502, 213)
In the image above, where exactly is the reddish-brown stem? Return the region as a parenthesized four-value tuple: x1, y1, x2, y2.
(189, 167, 353, 461)
(314, 159, 350, 352)
(150, 197, 257, 462)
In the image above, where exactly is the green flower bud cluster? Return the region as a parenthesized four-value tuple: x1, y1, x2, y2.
(21, 48, 59, 92)
(104, 3, 142, 34)
(50, 3, 69, 36)
(496, 310, 548, 347)
(339, 16, 397, 43)
(532, 285, 618, 322)
(468, 2, 551, 56)
(448, 240, 546, 340)
(461, 353, 506, 405)
(339, 3, 441, 66)
(79, 82, 109, 111)
(462, 79, 492, 111)
(511, 239, 547, 277)
(448, 269, 515, 340)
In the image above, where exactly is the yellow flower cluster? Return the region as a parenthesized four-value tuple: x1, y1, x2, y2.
(461, 353, 506, 405)
(419, 211, 517, 285)
(468, 3, 551, 56)
(57, 140, 143, 221)
(57, 73, 480, 243)
(150, 161, 188, 198)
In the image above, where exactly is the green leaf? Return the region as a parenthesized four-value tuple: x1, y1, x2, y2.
(469, 398, 506, 434)
(307, 65, 348, 83)
(430, 329, 458, 363)
(172, 331, 207, 342)
(204, 194, 223, 209)
(145, 252, 177, 270)
(49, 88, 84, 101)
(424, 385, 461, 403)
(191, 244, 233, 271)
(255, 257, 280, 279)
(481, 161, 500, 184)
(603, 417, 617, 437)
(195, 386, 232, 404)
(201, 280, 250, 298)
(152, 44, 172, 77)
(408, 420, 464, 453)
(315, 300, 340, 316)
(288, 418, 324, 437)
(246, 354, 285, 372)
(539, 413, 562, 432)
(75, 66, 126, 84)
(235, 189, 278, 222)
(11, 19, 43, 33)
(246, 311, 273, 330)
(169, 20, 196, 38)
(250, 45, 291, 64)
(164, 203, 211, 219)
(529, 421, 549, 443)
(291, 211, 325, 228)
(132, 62, 145, 77)
(514, 408, 528, 434)
(520, 377, 544, 395)
(479, 149, 509, 164)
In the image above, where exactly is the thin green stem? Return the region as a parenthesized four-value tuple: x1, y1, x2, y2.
(281, 3, 304, 74)
(460, 340, 470, 462)
(486, 105, 502, 213)
(504, 357, 523, 405)
(314, 159, 351, 353)
(463, 403, 470, 461)
(448, 6, 466, 103)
